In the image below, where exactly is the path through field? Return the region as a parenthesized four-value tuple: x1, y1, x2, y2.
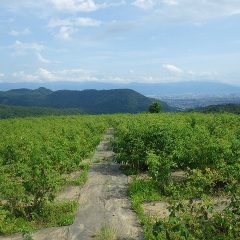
(2, 128, 143, 240)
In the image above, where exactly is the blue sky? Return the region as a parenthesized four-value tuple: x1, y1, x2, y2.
(1, 0, 240, 85)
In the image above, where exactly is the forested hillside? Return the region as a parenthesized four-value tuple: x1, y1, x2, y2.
(0, 88, 173, 114)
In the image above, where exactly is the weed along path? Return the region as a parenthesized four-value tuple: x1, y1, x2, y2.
(1, 128, 143, 240)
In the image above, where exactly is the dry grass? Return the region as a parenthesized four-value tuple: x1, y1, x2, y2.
(95, 223, 118, 240)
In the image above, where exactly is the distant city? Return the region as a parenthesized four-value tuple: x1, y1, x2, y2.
(158, 94, 240, 110)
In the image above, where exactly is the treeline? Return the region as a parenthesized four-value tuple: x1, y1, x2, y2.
(193, 103, 240, 114)
(0, 104, 84, 119)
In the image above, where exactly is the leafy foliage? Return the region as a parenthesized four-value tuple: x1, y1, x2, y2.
(152, 196, 240, 240)
(112, 113, 240, 239)
(149, 102, 162, 113)
(0, 115, 108, 234)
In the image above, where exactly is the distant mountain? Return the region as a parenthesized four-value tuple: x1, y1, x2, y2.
(130, 81, 240, 97)
(0, 88, 173, 114)
(0, 81, 240, 96)
(0, 87, 53, 107)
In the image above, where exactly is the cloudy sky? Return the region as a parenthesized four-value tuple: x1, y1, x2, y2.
(1, 0, 240, 85)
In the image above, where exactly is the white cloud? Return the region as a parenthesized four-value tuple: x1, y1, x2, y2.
(132, 0, 154, 10)
(195, 70, 219, 79)
(9, 67, 236, 84)
(10, 41, 51, 63)
(15, 68, 98, 82)
(56, 26, 75, 40)
(36, 52, 51, 64)
(104, 73, 183, 83)
(1, 0, 125, 17)
(38, 68, 57, 80)
(57, 69, 98, 81)
(49, 0, 106, 12)
(162, 0, 178, 6)
(12, 71, 39, 82)
(132, 0, 179, 10)
(133, 0, 240, 23)
(0, 73, 5, 78)
(48, 17, 101, 28)
(11, 40, 44, 55)
(9, 28, 31, 37)
(11, 67, 98, 82)
(48, 17, 101, 40)
(162, 64, 183, 74)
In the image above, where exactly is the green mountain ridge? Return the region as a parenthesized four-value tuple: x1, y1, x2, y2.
(0, 88, 173, 115)
(193, 103, 240, 114)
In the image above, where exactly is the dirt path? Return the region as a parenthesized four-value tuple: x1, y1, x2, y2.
(2, 128, 143, 240)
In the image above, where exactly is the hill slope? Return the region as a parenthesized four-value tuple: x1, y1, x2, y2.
(0, 88, 172, 114)
(0, 104, 84, 119)
(193, 103, 240, 114)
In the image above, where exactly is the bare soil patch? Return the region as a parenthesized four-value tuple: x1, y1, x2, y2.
(143, 197, 230, 219)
